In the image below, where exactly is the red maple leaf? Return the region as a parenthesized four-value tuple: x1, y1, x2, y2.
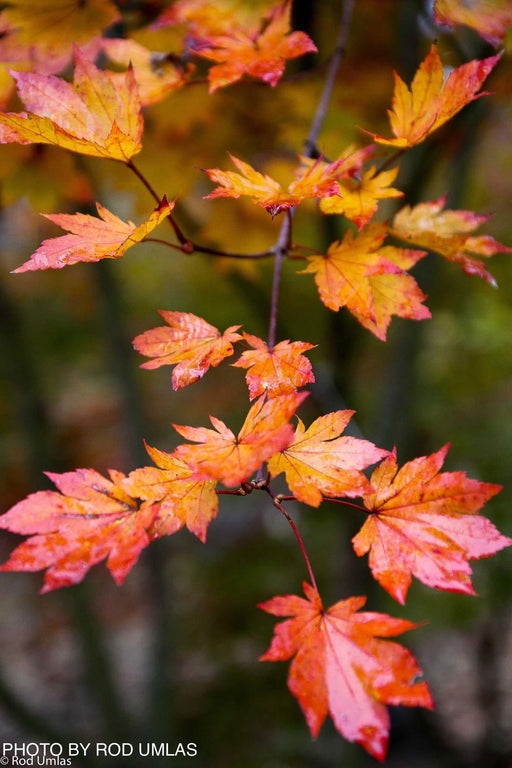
(0, 469, 155, 591)
(352, 446, 510, 604)
(259, 582, 433, 761)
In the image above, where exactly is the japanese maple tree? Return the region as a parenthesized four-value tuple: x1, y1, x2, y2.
(0, 0, 511, 763)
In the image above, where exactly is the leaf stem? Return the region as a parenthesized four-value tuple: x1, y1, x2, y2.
(267, 210, 292, 350)
(323, 497, 368, 513)
(377, 148, 406, 174)
(125, 159, 193, 251)
(272, 494, 318, 593)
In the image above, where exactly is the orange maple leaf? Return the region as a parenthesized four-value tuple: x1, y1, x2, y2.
(13, 197, 174, 272)
(364, 44, 501, 148)
(174, 392, 307, 487)
(123, 443, 218, 543)
(133, 310, 243, 390)
(267, 410, 388, 507)
(102, 39, 193, 107)
(434, 0, 512, 47)
(0, 0, 119, 75)
(0, 468, 157, 592)
(389, 194, 512, 286)
(352, 446, 510, 604)
(300, 223, 430, 340)
(196, 1, 317, 92)
(0, 48, 143, 160)
(151, 0, 262, 38)
(259, 582, 433, 761)
(320, 165, 403, 230)
(232, 333, 315, 400)
(204, 153, 344, 217)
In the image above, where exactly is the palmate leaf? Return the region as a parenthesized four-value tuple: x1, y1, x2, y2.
(0, 449, 219, 590)
(133, 310, 243, 390)
(300, 223, 430, 340)
(364, 44, 501, 148)
(13, 197, 174, 272)
(320, 165, 403, 230)
(434, 0, 512, 47)
(196, 0, 317, 92)
(0, 469, 155, 592)
(389, 195, 512, 286)
(259, 582, 433, 761)
(267, 410, 388, 507)
(232, 333, 315, 399)
(123, 443, 218, 544)
(174, 392, 307, 487)
(203, 152, 345, 217)
(352, 446, 510, 604)
(0, 48, 143, 160)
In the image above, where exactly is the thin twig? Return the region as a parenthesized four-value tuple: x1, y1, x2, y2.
(304, 0, 355, 157)
(272, 494, 318, 592)
(125, 159, 193, 250)
(267, 0, 355, 350)
(144, 238, 274, 260)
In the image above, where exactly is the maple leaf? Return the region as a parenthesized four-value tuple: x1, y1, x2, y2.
(13, 197, 174, 272)
(259, 582, 433, 761)
(102, 39, 194, 107)
(232, 333, 315, 399)
(364, 44, 501, 148)
(195, 1, 317, 92)
(389, 195, 512, 286)
(434, 0, 512, 47)
(0, 0, 119, 74)
(0, 468, 158, 592)
(352, 446, 510, 604)
(151, 0, 263, 38)
(204, 153, 344, 217)
(123, 443, 218, 543)
(0, 48, 143, 161)
(267, 410, 388, 507)
(320, 165, 403, 230)
(133, 310, 243, 390)
(174, 392, 307, 487)
(300, 222, 430, 340)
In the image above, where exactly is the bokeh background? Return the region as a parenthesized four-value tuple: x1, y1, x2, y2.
(1, 1, 512, 766)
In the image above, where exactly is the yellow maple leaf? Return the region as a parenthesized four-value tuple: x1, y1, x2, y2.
(389, 195, 512, 285)
(364, 44, 501, 148)
(300, 223, 429, 340)
(0, 48, 143, 161)
(0, 0, 119, 74)
(204, 153, 344, 217)
(320, 165, 403, 230)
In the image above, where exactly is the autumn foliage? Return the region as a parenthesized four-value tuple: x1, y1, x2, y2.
(0, 0, 511, 762)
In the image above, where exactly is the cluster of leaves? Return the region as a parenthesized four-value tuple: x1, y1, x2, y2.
(0, 0, 511, 761)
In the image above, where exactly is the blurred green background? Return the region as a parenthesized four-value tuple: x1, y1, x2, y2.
(1, 1, 512, 766)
